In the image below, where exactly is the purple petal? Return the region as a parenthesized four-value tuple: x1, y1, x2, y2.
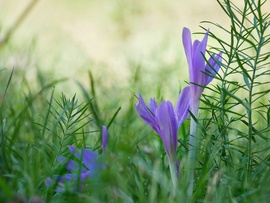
(183, 28, 210, 100)
(149, 98, 158, 114)
(53, 174, 73, 184)
(68, 146, 99, 171)
(45, 174, 72, 186)
(45, 174, 80, 192)
(68, 146, 76, 153)
(46, 175, 65, 192)
(135, 93, 160, 134)
(58, 173, 85, 183)
(81, 170, 95, 180)
(175, 86, 190, 128)
(156, 101, 178, 162)
(182, 27, 193, 74)
(190, 30, 208, 86)
(192, 40, 200, 52)
(102, 125, 108, 152)
(57, 156, 77, 171)
(204, 52, 222, 86)
(57, 156, 87, 173)
(64, 174, 74, 181)
(45, 177, 52, 187)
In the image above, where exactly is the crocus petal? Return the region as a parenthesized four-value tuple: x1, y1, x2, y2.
(57, 156, 87, 173)
(192, 32, 208, 74)
(45, 177, 53, 187)
(102, 125, 108, 152)
(183, 28, 210, 101)
(81, 170, 95, 180)
(68, 145, 77, 154)
(78, 149, 99, 172)
(156, 101, 178, 162)
(182, 27, 193, 74)
(64, 174, 74, 182)
(175, 86, 190, 128)
(135, 93, 159, 134)
(190, 31, 209, 95)
(55, 174, 73, 184)
(149, 98, 158, 114)
(68, 146, 99, 171)
(52, 174, 80, 192)
(45, 176, 65, 192)
(48, 174, 73, 185)
(204, 52, 222, 86)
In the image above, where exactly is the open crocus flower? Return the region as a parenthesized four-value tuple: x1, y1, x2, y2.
(45, 126, 108, 192)
(182, 27, 222, 196)
(136, 87, 190, 187)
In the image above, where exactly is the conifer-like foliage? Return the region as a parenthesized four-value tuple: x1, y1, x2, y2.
(199, 0, 270, 201)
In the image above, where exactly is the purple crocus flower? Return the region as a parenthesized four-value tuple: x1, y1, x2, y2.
(45, 126, 109, 192)
(182, 27, 222, 105)
(182, 27, 222, 196)
(136, 87, 190, 187)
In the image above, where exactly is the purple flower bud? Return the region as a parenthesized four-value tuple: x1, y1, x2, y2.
(102, 125, 108, 152)
(182, 27, 222, 101)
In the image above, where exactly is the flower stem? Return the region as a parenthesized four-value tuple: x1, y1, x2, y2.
(187, 100, 199, 198)
(169, 160, 178, 190)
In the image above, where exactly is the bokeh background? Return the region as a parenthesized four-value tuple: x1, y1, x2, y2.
(2, 0, 270, 123)
(0, 0, 230, 94)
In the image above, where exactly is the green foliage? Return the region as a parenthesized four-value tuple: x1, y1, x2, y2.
(199, 0, 270, 201)
(0, 0, 270, 202)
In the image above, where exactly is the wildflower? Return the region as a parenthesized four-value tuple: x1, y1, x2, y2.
(45, 147, 98, 192)
(136, 87, 190, 187)
(102, 125, 108, 152)
(45, 126, 108, 192)
(182, 27, 222, 196)
(182, 27, 222, 105)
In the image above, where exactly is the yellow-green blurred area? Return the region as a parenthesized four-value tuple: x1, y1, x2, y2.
(0, 0, 229, 90)
(2, 0, 269, 102)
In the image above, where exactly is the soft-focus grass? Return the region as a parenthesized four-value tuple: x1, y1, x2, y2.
(1, 0, 270, 202)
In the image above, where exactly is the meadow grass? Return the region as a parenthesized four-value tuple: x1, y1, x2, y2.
(1, 0, 270, 202)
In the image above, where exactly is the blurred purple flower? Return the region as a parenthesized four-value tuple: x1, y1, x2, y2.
(45, 146, 101, 192)
(102, 125, 108, 152)
(45, 127, 108, 192)
(135, 87, 190, 187)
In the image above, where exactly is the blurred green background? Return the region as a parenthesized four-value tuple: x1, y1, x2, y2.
(0, 0, 231, 97)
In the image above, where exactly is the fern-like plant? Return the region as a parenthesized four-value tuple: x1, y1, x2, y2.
(198, 0, 270, 201)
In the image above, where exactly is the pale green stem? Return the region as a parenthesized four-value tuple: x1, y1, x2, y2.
(187, 100, 199, 198)
(169, 159, 178, 190)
